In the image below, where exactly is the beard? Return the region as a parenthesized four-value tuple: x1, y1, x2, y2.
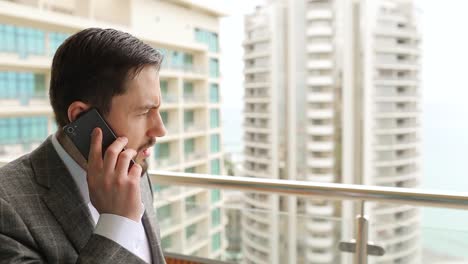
(139, 158, 148, 176)
(135, 138, 156, 177)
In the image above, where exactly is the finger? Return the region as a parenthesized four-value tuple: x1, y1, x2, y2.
(115, 149, 137, 176)
(128, 162, 142, 179)
(88, 128, 103, 168)
(103, 137, 128, 173)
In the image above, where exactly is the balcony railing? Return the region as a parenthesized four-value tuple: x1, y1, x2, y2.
(149, 170, 468, 264)
(2, 157, 468, 264)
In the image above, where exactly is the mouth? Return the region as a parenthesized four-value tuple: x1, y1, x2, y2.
(140, 147, 151, 158)
(138, 140, 156, 159)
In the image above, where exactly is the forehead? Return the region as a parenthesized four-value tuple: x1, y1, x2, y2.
(120, 66, 161, 106)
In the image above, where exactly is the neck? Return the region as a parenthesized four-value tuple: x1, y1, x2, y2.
(56, 129, 88, 171)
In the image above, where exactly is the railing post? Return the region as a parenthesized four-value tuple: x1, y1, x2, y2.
(354, 201, 368, 264)
(339, 200, 384, 263)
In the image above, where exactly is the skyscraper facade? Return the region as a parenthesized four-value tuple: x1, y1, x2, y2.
(0, 0, 227, 259)
(242, 0, 421, 263)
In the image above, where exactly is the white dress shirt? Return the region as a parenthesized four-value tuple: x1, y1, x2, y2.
(51, 134, 152, 263)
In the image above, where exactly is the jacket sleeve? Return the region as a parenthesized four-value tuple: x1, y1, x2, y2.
(0, 197, 149, 264)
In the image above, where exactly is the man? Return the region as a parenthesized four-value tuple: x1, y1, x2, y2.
(0, 28, 167, 263)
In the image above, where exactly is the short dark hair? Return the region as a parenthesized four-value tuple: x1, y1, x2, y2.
(49, 28, 163, 127)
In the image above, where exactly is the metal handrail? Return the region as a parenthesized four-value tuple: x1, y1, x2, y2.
(150, 170, 468, 210)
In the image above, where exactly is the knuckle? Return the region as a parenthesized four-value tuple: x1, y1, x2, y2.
(116, 177, 126, 187)
(120, 151, 132, 160)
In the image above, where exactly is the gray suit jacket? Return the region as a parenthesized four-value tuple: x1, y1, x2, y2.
(0, 137, 166, 264)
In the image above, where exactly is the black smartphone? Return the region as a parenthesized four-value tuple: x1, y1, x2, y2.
(63, 108, 134, 166)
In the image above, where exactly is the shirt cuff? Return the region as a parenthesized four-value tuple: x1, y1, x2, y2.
(93, 204, 146, 257)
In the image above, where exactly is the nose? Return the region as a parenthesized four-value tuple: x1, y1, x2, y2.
(147, 110, 166, 138)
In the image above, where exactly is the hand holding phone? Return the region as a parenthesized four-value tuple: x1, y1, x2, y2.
(63, 108, 142, 221)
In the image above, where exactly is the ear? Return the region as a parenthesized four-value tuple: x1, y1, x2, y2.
(67, 101, 92, 123)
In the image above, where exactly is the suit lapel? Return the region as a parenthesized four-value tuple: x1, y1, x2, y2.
(31, 136, 94, 253)
(141, 172, 165, 263)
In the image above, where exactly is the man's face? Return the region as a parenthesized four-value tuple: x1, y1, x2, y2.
(105, 65, 166, 173)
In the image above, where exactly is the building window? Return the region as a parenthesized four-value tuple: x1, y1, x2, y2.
(161, 236, 172, 250)
(210, 109, 219, 128)
(184, 138, 195, 155)
(194, 28, 219, 52)
(211, 232, 221, 251)
(209, 58, 220, 78)
(210, 134, 220, 153)
(160, 111, 168, 124)
(0, 116, 48, 145)
(210, 83, 219, 103)
(184, 110, 195, 128)
(155, 142, 170, 160)
(48, 32, 69, 55)
(156, 204, 171, 222)
(185, 223, 197, 240)
(184, 167, 196, 173)
(0, 24, 48, 58)
(183, 82, 194, 100)
(185, 195, 197, 212)
(211, 159, 221, 175)
(211, 208, 221, 227)
(211, 189, 221, 202)
(0, 72, 46, 104)
(183, 53, 193, 71)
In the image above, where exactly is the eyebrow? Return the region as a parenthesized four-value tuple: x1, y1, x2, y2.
(134, 100, 161, 112)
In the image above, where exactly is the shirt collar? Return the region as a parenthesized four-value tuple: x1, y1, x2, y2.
(51, 132, 90, 204)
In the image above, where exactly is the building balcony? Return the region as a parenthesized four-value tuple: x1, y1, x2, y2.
(306, 109, 334, 119)
(306, 125, 334, 135)
(307, 59, 333, 69)
(184, 152, 206, 163)
(305, 235, 335, 248)
(243, 111, 270, 119)
(374, 62, 419, 71)
(306, 141, 334, 152)
(306, 27, 333, 37)
(375, 27, 420, 40)
(374, 78, 419, 87)
(306, 9, 333, 20)
(306, 43, 333, 53)
(155, 157, 180, 169)
(305, 173, 335, 183)
(244, 67, 269, 74)
(241, 167, 271, 178)
(305, 203, 335, 216)
(243, 244, 269, 264)
(373, 172, 419, 185)
(242, 35, 270, 45)
(242, 232, 270, 253)
(307, 92, 334, 103)
(244, 124, 270, 134)
(374, 45, 420, 56)
(2, 159, 468, 264)
(305, 250, 335, 263)
(307, 76, 334, 86)
(184, 124, 205, 134)
(183, 95, 205, 104)
(244, 95, 270, 103)
(244, 139, 270, 149)
(243, 51, 269, 60)
(306, 157, 334, 168)
(374, 95, 419, 103)
(162, 94, 179, 104)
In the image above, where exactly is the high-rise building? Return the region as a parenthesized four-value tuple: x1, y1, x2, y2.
(0, 0, 227, 259)
(242, 0, 421, 263)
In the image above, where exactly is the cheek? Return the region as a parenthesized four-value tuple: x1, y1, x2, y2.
(124, 119, 148, 146)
